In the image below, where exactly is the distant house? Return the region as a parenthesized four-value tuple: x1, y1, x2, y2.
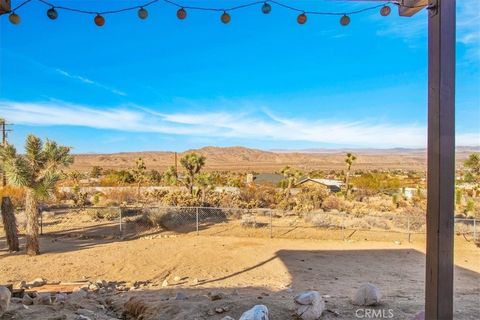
(246, 173, 284, 186)
(295, 178, 344, 193)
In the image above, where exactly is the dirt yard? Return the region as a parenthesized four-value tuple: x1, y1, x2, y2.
(0, 232, 478, 319)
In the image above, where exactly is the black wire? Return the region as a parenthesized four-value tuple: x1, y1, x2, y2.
(9, 0, 424, 17)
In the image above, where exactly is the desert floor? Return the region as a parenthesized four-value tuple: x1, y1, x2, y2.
(0, 231, 479, 320)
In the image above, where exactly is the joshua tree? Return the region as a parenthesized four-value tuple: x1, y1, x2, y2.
(344, 152, 357, 198)
(90, 165, 103, 179)
(180, 153, 206, 195)
(131, 157, 147, 197)
(0, 135, 73, 255)
(464, 153, 480, 183)
(196, 172, 213, 204)
(281, 166, 301, 201)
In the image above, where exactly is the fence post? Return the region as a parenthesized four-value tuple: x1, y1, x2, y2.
(474, 219, 477, 243)
(119, 207, 123, 235)
(407, 216, 411, 243)
(341, 212, 345, 241)
(40, 209, 43, 235)
(196, 207, 199, 236)
(269, 210, 273, 239)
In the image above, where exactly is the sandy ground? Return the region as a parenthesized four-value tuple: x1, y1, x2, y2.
(0, 232, 479, 319)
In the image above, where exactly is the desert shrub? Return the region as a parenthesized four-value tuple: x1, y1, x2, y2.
(291, 187, 329, 212)
(322, 195, 345, 212)
(104, 188, 137, 205)
(239, 185, 278, 209)
(306, 213, 343, 229)
(0, 186, 25, 207)
(85, 208, 120, 221)
(139, 208, 192, 229)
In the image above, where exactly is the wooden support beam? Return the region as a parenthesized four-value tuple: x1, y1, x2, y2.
(425, 0, 455, 319)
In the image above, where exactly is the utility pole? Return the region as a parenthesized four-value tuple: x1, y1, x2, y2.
(0, 118, 13, 187)
(174, 152, 178, 177)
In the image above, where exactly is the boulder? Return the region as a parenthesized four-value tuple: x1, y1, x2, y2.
(34, 293, 52, 305)
(239, 305, 269, 320)
(0, 286, 11, 316)
(351, 283, 382, 306)
(294, 291, 325, 320)
(22, 294, 34, 305)
(175, 292, 188, 300)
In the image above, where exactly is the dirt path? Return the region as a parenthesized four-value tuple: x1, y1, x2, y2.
(0, 235, 478, 319)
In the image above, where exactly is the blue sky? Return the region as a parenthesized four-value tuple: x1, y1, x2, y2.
(0, 0, 479, 153)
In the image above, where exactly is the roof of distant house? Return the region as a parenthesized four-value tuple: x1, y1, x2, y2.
(295, 178, 344, 187)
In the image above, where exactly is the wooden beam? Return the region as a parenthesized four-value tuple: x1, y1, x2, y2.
(425, 0, 455, 319)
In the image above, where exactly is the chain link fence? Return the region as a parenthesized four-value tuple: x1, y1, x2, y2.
(1, 205, 478, 243)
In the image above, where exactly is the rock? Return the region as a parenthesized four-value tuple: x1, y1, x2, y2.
(161, 279, 169, 287)
(239, 305, 269, 320)
(175, 292, 188, 300)
(34, 293, 52, 305)
(209, 292, 225, 301)
(173, 276, 181, 282)
(294, 291, 325, 320)
(76, 309, 95, 317)
(192, 278, 199, 285)
(17, 281, 27, 289)
(0, 286, 11, 315)
(69, 289, 88, 300)
(215, 307, 225, 313)
(22, 294, 34, 305)
(88, 283, 99, 291)
(10, 297, 22, 304)
(351, 283, 382, 306)
(54, 293, 67, 303)
(222, 317, 235, 320)
(29, 278, 46, 287)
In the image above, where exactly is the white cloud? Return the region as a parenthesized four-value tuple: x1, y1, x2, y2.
(55, 68, 127, 96)
(0, 100, 478, 148)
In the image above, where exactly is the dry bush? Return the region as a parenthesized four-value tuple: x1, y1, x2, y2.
(0, 186, 25, 207)
(85, 208, 120, 221)
(138, 208, 194, 229)
(239, 185, 278, 209)
(322, 195, 346, 212)
(305, 212, 343, 229)
(292, 187, 329, 212)
(104, 189, 137, 205)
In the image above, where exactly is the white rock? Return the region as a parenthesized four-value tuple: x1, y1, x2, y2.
(29, 278, 46, 287)
(222, 317, 236, 320)
(0, 286, 11, 316)
(351, 283, 382, 306)
(162, 279, 169, 287)
(239, 305, 269, 320)
(294, 291, 325, 320)
(173, 276, 181, 282)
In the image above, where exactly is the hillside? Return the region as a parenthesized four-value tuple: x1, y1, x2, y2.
(71, 146, 478, 172)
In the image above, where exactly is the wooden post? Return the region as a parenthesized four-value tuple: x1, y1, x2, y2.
(425, 0, 455, 319)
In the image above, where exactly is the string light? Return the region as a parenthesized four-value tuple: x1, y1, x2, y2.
(94, 14, 105, 26)
(3, 0, 423, 28)
(261, 2, 271, 14)
(221, 11, 231, 24)
(380, 5, 391, 17)
(8, 12, 20, 24)
(138, 7, 148, 19)
(176, 7, 186, 20)
(297, 12, 307, 25)
(340, 14, 350, 26)
(46, 7, 57, 19)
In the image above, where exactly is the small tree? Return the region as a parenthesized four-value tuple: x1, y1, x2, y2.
(180, 153, 206, 195)
(344, 152, 357, 198)
(1, 197, 19, 252)
(90, 166, 103, 179)
(0, 135, 73, 255)
(163, 166, 178, 186)
(196, 172, 214, 205)
(464, 153, 480, 183)
(280, 166, 301, 201)
(131, 157, 147, 197)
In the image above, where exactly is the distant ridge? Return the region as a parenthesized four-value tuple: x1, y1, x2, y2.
(71, 145, 477, 172)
